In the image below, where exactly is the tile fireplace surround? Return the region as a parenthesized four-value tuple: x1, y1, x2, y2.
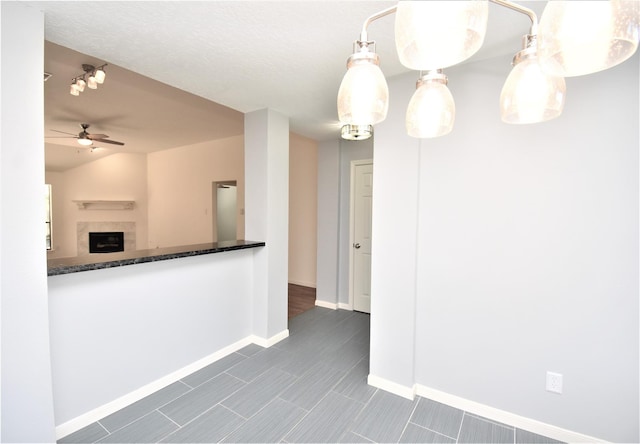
(77, 222, 136, 256)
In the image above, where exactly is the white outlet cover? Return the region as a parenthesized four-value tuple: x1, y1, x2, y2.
(546, 371, 563, 394)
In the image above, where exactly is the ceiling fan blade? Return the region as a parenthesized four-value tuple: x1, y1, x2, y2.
(45, 136, 78, 139)
(50, 129, 78, 136)
(94, 138, 125, 146)
(87, 134, 109, 140)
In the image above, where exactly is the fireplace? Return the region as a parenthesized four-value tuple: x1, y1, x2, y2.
(89, 232, 125, 253)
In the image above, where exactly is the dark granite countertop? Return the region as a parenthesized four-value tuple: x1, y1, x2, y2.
(47, 240, 265, 276)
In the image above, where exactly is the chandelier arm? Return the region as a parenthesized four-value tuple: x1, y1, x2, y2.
(359, 5, 398, 42)
(489, 0, 538, 35)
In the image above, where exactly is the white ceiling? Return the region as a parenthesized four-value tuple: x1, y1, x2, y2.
(35, 0, 546, 170)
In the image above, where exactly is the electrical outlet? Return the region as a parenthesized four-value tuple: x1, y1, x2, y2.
(546, 371, 563, 394)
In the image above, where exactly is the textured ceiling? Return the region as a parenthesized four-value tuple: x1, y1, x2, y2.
(34, 1, 546, 170)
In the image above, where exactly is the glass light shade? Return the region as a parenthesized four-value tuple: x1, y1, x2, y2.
(77, 136, 93, 146)
(337, 55, 389, 125)
(538, 0, 640, 77)
(500, 55, 566, 124)
(406, 79, 455, 138)
(75, 78, 86, 92)
(87, 75, 98, 89)
(395, 0, 489, 70)
(341, 124, 373, 140)
(69, 84, 80, 96)
(94, 68, 106, 84)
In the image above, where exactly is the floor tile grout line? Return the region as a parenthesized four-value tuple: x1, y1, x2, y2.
(219, 371, 300, 423)
(156, 409, 181, 428)
(210, 405, 254, 444)
(456, 411, 466, 443)
(350, 430, 374, 443)
(218, 402, 251, 421)
(398, 396, 422, 442)
(343, 387, 381, 442)
(465, 411, 516, 431)
(327, 392, 370, 443)
(158, 373, 250, 435)
(102, 378, 199, 431)
(95, 409, 168, 442)
(407, 420, 459, 442)
(179, 357, 248, 390)
(92, 421, 111, 443)
(153, 409, 183, 442)
(274, 393, 322, 441)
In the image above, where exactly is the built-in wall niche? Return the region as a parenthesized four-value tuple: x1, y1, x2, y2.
(77, 222, 135, 256)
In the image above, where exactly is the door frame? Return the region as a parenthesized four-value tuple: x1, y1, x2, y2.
(348, 159, 373, 310)
(212, 180, 238, 242)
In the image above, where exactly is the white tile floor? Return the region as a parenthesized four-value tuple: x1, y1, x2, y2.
(60, 307, 563, 443)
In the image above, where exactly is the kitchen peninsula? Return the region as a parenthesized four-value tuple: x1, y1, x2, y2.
(47, 240, 265, 275)
(47, 239, 278, 438)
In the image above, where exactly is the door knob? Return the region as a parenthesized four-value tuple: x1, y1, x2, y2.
(354, 243, 361, 249)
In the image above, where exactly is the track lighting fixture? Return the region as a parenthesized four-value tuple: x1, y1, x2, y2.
(69, 63, 108, 96)
(338, 0, 639, 140)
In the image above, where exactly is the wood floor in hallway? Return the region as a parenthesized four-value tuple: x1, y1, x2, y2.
(288, 283, 316, 318)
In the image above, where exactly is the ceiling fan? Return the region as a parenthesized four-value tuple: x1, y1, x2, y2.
(47, 123, 125, 146)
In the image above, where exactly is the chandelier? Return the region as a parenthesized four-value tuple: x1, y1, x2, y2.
(337, 0, 639, 140)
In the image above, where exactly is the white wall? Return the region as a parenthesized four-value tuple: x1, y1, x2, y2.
(147, 135, 245, 248)
(289, 132, 318, 287)
(45, 153, 148, 258)
(370, 53, 639, 442)
(1, 2, 57, 441)
(48, 250, 254, 428)
(245, 109, 289, 340)
(316, 140, 341, 305)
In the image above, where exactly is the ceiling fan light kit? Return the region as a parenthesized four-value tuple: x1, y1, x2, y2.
(338, 0, 639, 140)
(69, 63, 107, 96)
(47, 123, 125, 147)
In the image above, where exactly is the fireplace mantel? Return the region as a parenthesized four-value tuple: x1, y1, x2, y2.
(73, 200, 135, 210)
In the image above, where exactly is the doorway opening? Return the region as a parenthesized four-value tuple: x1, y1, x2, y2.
(212, 181, 238, 242)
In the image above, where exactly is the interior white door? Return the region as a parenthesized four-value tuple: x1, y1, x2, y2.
(351, 162, 373, 313)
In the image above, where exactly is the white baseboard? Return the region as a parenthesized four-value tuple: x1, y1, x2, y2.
(56, 336, 254, 440)
(338, 302, 352, 310)
(415, 385, 607, 444)
(363, 378, 606, 442)
(367, 374, 416, 400)
(288, 279, 316, 288)
(250, 329, 289, 348)
(315, 299, 337, 310)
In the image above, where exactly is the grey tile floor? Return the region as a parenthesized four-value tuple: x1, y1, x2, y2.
(60, 307, 563, 443)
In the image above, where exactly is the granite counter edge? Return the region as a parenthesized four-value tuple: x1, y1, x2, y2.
(48, 241, 265, 276)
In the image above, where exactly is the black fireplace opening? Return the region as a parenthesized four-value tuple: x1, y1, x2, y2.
(89, 232, 125, 253)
